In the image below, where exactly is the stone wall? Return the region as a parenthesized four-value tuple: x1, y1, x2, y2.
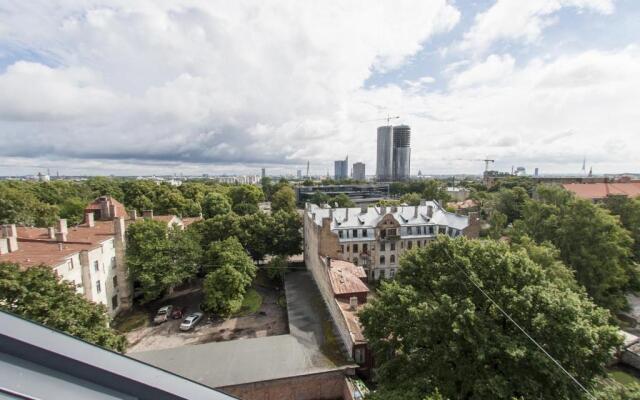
(221, 370, 348, 400)
(304, 212, 356, 358)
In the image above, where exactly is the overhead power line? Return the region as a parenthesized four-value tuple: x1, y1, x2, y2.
(442, 248, 597, 400)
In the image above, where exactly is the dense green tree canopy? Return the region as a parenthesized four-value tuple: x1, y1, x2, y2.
(605, 196, 640, 263)
(228, 185, 263, 215)
(330, 193, 355, 208)
(271, 186, 297, 213)
(126, 220, 201, 302)
(493, 186, 529, 223)
(399, 192, 421, 206)
(360, 237, 620, 400)
(201, 192, 232, 219)
(0, 263, 126, 351)
(512, 185, 638, 311)
(202, 264, 247, 316)
(203, 237, 255, 281)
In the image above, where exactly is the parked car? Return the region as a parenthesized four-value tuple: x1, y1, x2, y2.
(180, 312, 204, 331)
(171, 306, 185, 320)
(153, 305, 173, 324)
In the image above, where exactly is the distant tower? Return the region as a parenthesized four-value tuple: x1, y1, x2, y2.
(306, 161, 310, 178)
(261, 168, 266, 179)
(334, 156, 349, 180)
(297, 169, 302, 179)
(352, 162, 366, 181)
(392, 125, 411, 181)
(376, 126, 393, 181)
(534, 167, 539, 177)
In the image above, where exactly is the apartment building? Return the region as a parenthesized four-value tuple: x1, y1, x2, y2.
(305, 201, 479, 281)
(0, 196, 131, 317)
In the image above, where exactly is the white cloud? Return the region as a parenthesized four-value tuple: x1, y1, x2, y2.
(449, 54, 515, 89)
(0, 0, 460, 173)
(460, 0, 614, 53)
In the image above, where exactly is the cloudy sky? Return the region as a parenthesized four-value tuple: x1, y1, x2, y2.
(0, 0, 638, 176)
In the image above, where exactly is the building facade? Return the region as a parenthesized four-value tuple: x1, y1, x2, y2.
(0, 196, 132, 317)
(305, 202, 479, 281)
(352, 162, 365, 181)
(392, 125, 411, 181)
(334, 156, 349, 180)
(376, 126, 393, 181)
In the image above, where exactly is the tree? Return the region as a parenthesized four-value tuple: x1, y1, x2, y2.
(203, 237, 256, 283)
(193, 213, 240, 246)
(228, 185, 263, 215)
(236, 212, 273, 261)
(605, 196, 640, 262)
(422, 180, 451, 204)
(309, 190, 330, 206)
(271, 185, 297, 213)
(399, 192, 421, 206)
(486, 210, 507, 239)
(493, 186, 529, 223)
(0, 263, 126, 351)
(126, 220, 199, 302)
(512, 185, 639, 311)
(59, 197, 87, 225)
(360, 237, 620, 400)
(266, 255, 288, 283)
(202, 265, 247, 316)
(202, 192, 232, 219)
(271, 210, 303, 256)
(0, 186, 59, 226)
(330, 193, 355, 208)
(85, 177, 124, 200)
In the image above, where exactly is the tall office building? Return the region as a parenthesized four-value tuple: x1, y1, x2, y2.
(261, 168, 266, 179)
(297, 169, 302, 179)
(392, 125, 411, 181)
(352, 162, 366, 181)
(334, 156, 348, 180)
(376, 126, 393, 181)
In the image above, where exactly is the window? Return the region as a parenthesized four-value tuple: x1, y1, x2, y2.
(380, 242, 386, 251)
(407, 227, 413, 235)
(408, 241, 413, 250)
(354, 347, 366, 364)
(94, 261, 99, 272)
(338, 230, 343, 238)
(113, 276, 118, 288)
(417, 241, 421, 248)
(362, 229, 368, 237)
(390, 269, 396, 278)
(390, 242, 395, 251)
(96, 280, 101, 293)
(111, 256, 116, 269)
(387, 228, 397, 236)
(390, 255, 395, 264)
(340, 245, 345, 253)
(363, 244, 368, 253)
(347, 245, 350, 253)
(352, 229, 358, 238)
(353, 244, 358, 253)
(379, 255, 385, 265)
(112, 295, 119, 310)
(429, 226, 434, 234)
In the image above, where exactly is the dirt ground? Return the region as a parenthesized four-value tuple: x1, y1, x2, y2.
(126, 282, 288, 353)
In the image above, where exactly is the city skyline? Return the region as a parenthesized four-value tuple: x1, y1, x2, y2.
(1, 1, 639, 176)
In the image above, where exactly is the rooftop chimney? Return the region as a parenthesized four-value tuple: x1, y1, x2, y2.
(344, 208, 349, 221)
(390, 206, 397, 213)
(56, 219, 68, 235)
(55, 231, 67, 242)
(48, 227, 55, 239)
(414, 205, 418, 218)
(85, 212, 95, 228)
(1, 224, 18, 253)
(129, 209, 138, 220)
(427, 205, 434, 218)
(349, 296, 358, 310)
(360, 205, 367, 214)
(143, 210, 154, 219)
(380, 206, 387, 215)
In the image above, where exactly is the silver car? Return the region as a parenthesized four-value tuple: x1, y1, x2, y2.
(153, 305, 173, 324)
(179, 312, 203, 331)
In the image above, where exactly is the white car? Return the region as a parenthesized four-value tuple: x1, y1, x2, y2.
(153, 305, 173, 324)
(179, 312, 203, 331)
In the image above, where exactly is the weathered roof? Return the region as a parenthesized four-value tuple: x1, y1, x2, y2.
(563, 182, 640, 200)
(328, 260, 369, 296)
(1, 221, 116, 269)
(84, 196, 127, 218)
(182, 216, 203, 228)
(307, 203, 470, 231)
(336, 299, 366, 344)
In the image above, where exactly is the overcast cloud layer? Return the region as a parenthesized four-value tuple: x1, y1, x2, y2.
(0, 0, 638, 176)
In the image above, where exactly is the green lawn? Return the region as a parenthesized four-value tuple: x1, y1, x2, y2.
(609, 369, 640, 387)
(111, 309, 149, 333)
(235, 289, 263, 316)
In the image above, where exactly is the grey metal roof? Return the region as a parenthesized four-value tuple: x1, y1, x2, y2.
(0, 311, 235, 400)
(308, 203, 470, 231)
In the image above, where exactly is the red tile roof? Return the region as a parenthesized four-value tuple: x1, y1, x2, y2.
(2, 221, 117, 269)
(328, 259, 369, 296)
(563, 182, 640, 200)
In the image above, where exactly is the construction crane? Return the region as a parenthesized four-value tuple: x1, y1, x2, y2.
(481, 158, 495, 172)
(361, 114, 400, 125)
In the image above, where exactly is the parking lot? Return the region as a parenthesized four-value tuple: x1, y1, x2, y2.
(125, 278, 288, 353)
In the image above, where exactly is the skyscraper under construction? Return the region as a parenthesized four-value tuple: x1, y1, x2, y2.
(376, 124, 411, 181)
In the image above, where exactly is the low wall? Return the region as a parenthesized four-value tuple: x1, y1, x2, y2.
(220, 370, 348, 400)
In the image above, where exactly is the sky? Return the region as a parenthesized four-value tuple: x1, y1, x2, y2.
(0, 0, 638, 177)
